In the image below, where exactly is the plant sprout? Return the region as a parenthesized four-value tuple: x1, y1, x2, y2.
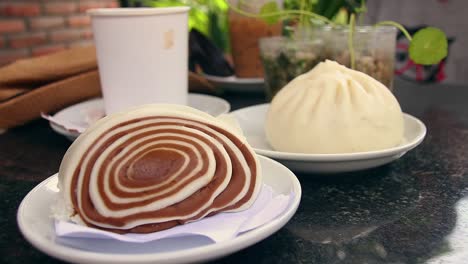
(227, 0, 448, 68)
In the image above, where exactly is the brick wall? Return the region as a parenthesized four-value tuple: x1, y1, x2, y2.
(0, 0, 119, 66)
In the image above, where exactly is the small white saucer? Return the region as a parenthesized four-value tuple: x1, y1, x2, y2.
(230, 104, 427, 174)
(17, 155, 301, 264)
(203, 74, 264, 93)
(49, 93, 231, 141)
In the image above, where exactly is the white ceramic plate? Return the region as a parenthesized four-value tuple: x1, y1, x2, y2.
(49, 93, 231, 141)
(230, 104, 427, 174)
(17, 155, 301, 264)
(203, 74, 264, 93)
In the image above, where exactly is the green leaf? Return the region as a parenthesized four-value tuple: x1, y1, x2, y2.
(409, 27, 448, 65)
(260, 1, 281, 25)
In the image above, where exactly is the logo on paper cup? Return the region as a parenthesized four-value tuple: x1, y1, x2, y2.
(164, 30, 174, 49)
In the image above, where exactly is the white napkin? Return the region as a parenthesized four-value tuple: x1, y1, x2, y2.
(41, 113, 86, 133)
(55, 184, 293, 243)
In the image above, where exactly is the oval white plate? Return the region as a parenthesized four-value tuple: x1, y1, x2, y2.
(17, 155, 301, 264)
(230, 104, 427, 173)
(203, 74, 264, 93)
(49, 93, 231, 141)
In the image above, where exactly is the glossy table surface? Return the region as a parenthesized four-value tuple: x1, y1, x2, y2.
(1, 78, 467, 263)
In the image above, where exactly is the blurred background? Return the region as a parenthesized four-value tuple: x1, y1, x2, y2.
(0, 0, 117, 63)
(0, 0, 465, 84)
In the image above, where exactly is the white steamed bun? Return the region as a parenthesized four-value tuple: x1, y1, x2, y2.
(265, 60, 404, 154)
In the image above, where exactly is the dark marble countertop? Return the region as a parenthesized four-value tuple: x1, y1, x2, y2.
(1, 78, 467, 264)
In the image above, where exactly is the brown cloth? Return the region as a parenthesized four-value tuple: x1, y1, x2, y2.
(0, 46, 214, 130)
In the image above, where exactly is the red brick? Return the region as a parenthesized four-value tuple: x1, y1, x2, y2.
(32, 44, 66, 57)
(107, 1, 119, 8)
(67, 15, 90, 28)
(0, 37, 4, 48)
(0, 20, 26, 33)
(81, 29, 93, 39)
(44, 2, 77, 15)
(0, 3, 41, 17)
(78, 1, 109, 12)
(50, 29, 83, 42)
(0, 49, 29, 65)
(78, 0, 119, 12)
(9, 32, 47, 49)
(29, 17, 65, 30)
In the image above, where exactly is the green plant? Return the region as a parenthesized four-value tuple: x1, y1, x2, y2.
(228, 0, 448, 68)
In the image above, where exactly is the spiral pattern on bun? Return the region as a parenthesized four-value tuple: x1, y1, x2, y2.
(57, 104, 261, 233)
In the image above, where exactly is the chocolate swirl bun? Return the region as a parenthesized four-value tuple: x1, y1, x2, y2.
(57, 104, 261, 233)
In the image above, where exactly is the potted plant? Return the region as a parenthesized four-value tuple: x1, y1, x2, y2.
(228, 0, 448, 99)
(227, 0, 282, 78)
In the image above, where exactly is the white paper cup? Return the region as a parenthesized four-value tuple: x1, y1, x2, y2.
(88, 7, 189, 115)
